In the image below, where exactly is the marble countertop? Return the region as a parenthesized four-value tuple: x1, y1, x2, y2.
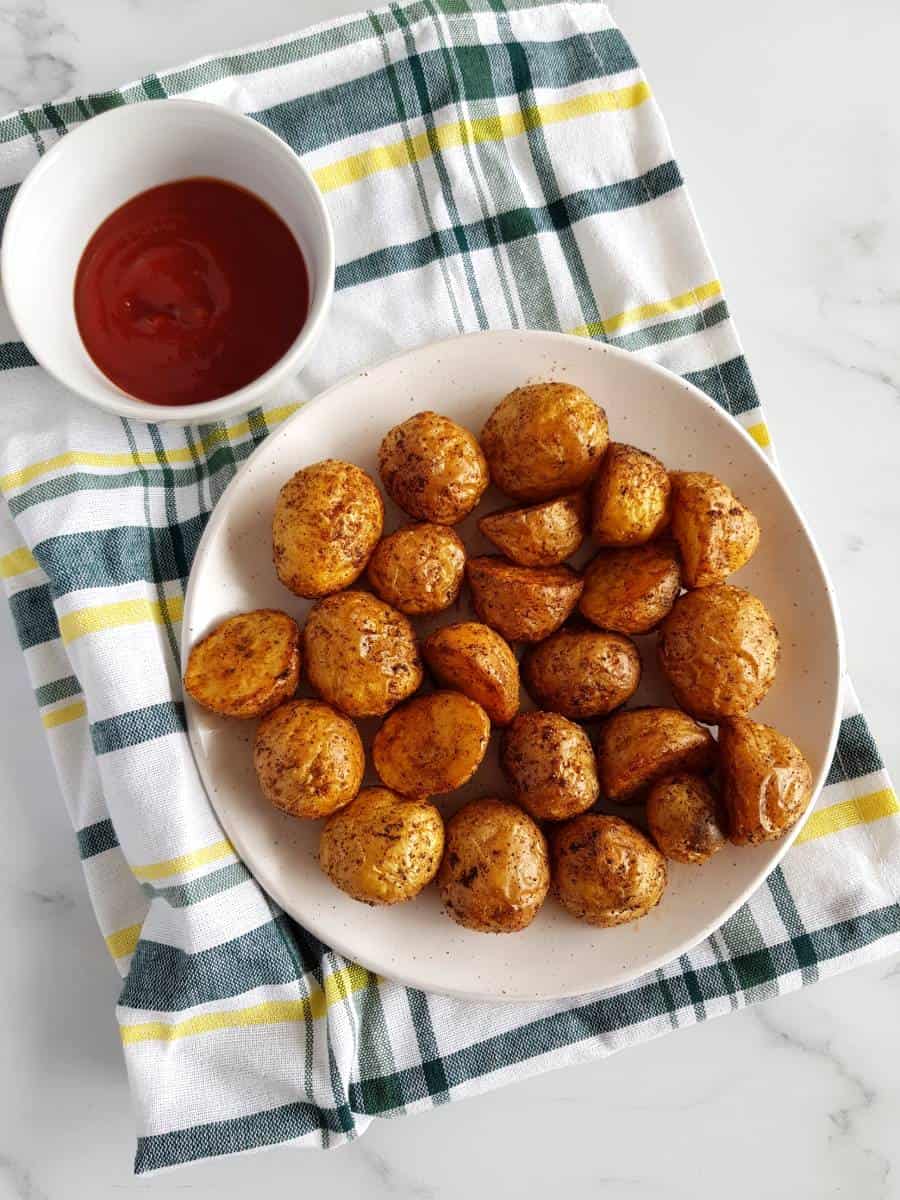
(2, 1, 899, 1196)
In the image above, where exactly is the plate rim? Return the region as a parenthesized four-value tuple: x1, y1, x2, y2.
(182, 328, 846, 1003)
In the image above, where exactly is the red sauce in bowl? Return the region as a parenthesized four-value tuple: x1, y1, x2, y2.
(74, 177, 310, 407)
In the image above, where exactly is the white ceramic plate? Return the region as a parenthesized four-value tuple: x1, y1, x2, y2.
(183, 330, 843, 1002)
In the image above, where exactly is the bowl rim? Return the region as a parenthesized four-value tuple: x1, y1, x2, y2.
(0, 97, 335, 425)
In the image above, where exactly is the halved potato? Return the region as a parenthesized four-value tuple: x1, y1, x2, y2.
(657, 584, 779, 722)
(551, 813, 667, 927)
(477, 492, 587, 566)
(184, 609, 300, 719)
(480, 382, 608, 501)
(591, 443, 670, 546)
(596, 706, 716, 802)
(319, 786, 444, 905)
(501, 710, 599, 821)
(670, 471, 760, 588)
(254, 699, 364, 819)
(522, 628, 640, 719)
(466, 556, 583, 643)
(373, 690, 491, 797)
(421, 621, 519, 726)
(579, 542, 681, 634)
(646, 773, 726, 864)
(367, 522, 466, 615)
(273, 459, 383, 598)
(377, 411, 489, 524)
(719, 716, 813, 845)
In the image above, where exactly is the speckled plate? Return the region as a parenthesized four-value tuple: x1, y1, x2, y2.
(182, 330, 843, 1002)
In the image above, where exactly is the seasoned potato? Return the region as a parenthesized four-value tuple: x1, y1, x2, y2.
(303, 591, 422, 718)
(477, 492, 587, 566)
(184, 609, 300, 718)
(579, 542, 681, 634)
(670, 471, 760, 588)
(719, 716, 813, 845)
(551, 813, 667, 927)
(367, 523, 465, 615)
(522, 628, 640, 720)
(646, 774, 726, 864)
(501, 711, 598, 821)
(466, 556, 583, 643)
(377, 411, 489, 524)
(597, 707, 716, 802)
(373, 690, 491, 797)
(273, 459, 383, 597)
(319, 787, 444, 905)
(254, 700, 363, 819)
(591, 443, 671, 546)
(421, 622, 519, 726)
(438, 796, 550, 932)
(657, 584, 780, 722)
(480, 382, 608, 501)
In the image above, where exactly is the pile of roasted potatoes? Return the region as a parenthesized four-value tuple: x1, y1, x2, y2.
(184, 381, 813, 934)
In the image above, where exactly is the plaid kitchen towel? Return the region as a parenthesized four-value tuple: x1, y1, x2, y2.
(0, 0, 898, 1174)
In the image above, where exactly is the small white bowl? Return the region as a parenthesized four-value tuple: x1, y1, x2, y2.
(1, 99, 334, 424)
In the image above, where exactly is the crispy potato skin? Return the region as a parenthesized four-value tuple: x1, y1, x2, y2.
(551, 813, 667, 927)
(646, 773, 726, 864)
(319, 787, 444, 904)
(591, 443, 671, 546)
(597, 707, 716, 802)
(501, 711, 599, 821)
(477, 492, 587, 566)
(378, 411, 489, 524)
(421, 622, 519, 726)
(303, 591, 422, 718)
(579, 542, 681, 634)
(658, 584, 780, 723)
(466, 556, 583, 643)
(184, 609, 300, 719)
(438, 796, 550, 932)
(480, 382, 609, 501)
(522, 628, 640, 720)
(367, 522, 466, 615)
(254, 699, 364, 819)
(273, 459, 383, 598)
(719, 717, 813, 845)
(373, 690, 491, 797)
(670, 471, 760, 588)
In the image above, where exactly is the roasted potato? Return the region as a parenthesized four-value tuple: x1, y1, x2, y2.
(438, 796, 550, 932)
(522, 628, 640, 720)
(719, 716, 813, 845)
(477, 492, 587, 566)
(367, 522, 465, 615)
(303, 591, 422, 718)
(597, 707, 716, 802)
(273, 459, 383, 598)
(579, 542, 681, 634)
(184, 609, 300, 719)
(254, 699, 364, 819)
(591, 443, 671, 546)
(466, 556, 583, 643)
(551, 813, 667, 927)
(646, 774, 726, 864)
(670, 471, 760, 588)
(373, 690, 491, 797)
(377, 411, 489, 525)
(501, 711, 599, 821)
(421, 621, 519, 726)
(319, 787, 444, 905)
(480, 382, 608, 501)
(657, 584, 780, 722)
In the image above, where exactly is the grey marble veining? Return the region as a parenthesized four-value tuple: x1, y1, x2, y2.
(0, 0, 899, 1197)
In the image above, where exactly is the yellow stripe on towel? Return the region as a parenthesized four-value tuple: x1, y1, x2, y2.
(796, 788, 899, 844)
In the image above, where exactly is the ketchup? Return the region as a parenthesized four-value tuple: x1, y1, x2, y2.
(74, 177, 309, 407)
